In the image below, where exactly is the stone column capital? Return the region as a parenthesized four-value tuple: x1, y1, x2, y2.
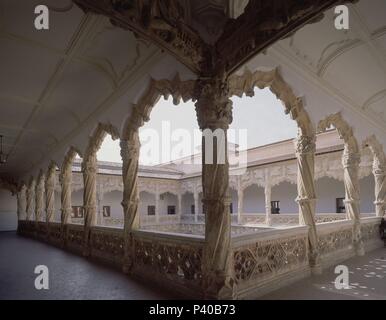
(295, 134, 316, 155)
(194, 76, 232, 130)
(342, 148, 360, 168)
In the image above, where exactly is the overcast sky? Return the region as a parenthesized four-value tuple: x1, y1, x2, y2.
(96, 88, 298, 164)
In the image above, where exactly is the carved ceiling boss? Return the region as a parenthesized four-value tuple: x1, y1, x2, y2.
(73, 0, 356, 77)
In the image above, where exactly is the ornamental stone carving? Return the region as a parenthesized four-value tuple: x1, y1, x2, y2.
(82, 153, 98, 256)
(120, 134, 140, 273)
(35, 172, 45, 222)
(363, 135, 386, 217)
(194, 75, 235, 299)
(295, 133, 320, 273)
(17, 184, 27, 221)
(318, 112, 364, 256)
(45, 164, 56, 223)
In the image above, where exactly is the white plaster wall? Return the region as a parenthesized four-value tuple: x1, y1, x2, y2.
(71, 190, 83, 207)
(159, 192, 177, 215)
(102, 190, 123, 218)
(315, 177, 345, 213)
(359, 175, 375, 214)
(271, 181, 298, 214)
(182, 192, 194, 215)
(139, 191, 155, 215)
(230, 189, 238, 214)
(243, 185, 265, 213)
(0, 189, 17, 231)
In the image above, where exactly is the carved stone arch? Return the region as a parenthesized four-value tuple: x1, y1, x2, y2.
(363, 135, 386, 170)
(62, 146, 83, 174)
(317, 112, 359, 154)
(271, 176, 297, 188)
(46, 161, 58, 180)
(84, 122, 120, 162)
(36, 169, 45, 186)
(121, 75, 195, 140)
(228, 68, 314, 137)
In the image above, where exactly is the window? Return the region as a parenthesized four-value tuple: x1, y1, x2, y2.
(191, 205, 195, 215)
(102, 206, 111, 217)
(271, 201, 280, 214)
(167, 205, 176, 215)
(71, 206, 84, 218)
(229, 203, 233, 214)
(336, 198, 345, 214)
(147, 205, 155, 216)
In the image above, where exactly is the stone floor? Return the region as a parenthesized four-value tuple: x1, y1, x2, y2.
(0, 232, 174, 300)
(1, 232, 385, 300)
(261, 247, 386, 300)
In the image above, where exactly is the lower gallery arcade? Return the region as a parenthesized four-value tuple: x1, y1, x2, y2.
(13, 91, 386, 298)
(1, 0, 386, 300)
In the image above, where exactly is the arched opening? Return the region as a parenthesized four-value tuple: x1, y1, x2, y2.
(243, 184, 265, 214)
(359, 175, 375, 214)
(271, 181, 298, 214)
(60, 147, 83, 225)
(71, 188, 84, 225)
(181, 192, 194, 215)
(230, 188, 238, 215)
(315, 177, 345, 214)
(95, 133, 123, 227)
(159, 192, 178, 216)
(101, 190, 124, 227)
(139, 191, 156, 216)
(229, 83, 299, 225)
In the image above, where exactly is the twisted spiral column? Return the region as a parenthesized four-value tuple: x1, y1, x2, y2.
(26, 181, 35, 221)
(342, 146, 364, 256)
(45, 168, 55, 223)
(35, 177, 45, 222)
(295, 133, 321, 274)
(194, 76, 234, 299)
(82, 154, 97, 256)
(120, 134, 140, 273)
(373, 158, 386, 217)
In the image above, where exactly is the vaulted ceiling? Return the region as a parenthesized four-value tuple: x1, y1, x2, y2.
(0, 0, 385, 184)
(268, 0, 386, 131)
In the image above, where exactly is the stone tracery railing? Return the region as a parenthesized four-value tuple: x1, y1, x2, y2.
(90, 226, 124, 266)
(17, 214, 384, 299)
(131, 230, 204, 296)
(65, 223, 84, 254)
(232, 226, 309, 298)
(360, 217, 383, 251)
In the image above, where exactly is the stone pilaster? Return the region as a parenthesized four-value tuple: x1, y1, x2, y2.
(35, 176, 44, 222)
(342, 146, 365, 256)
(120, 135, 140, 273)
(82, 154, 97, 256)
(194, 76, 235, 299)
(45, 168, 55, 223)
(295, 133, 321, 274)
(373, 157, 386, 217)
